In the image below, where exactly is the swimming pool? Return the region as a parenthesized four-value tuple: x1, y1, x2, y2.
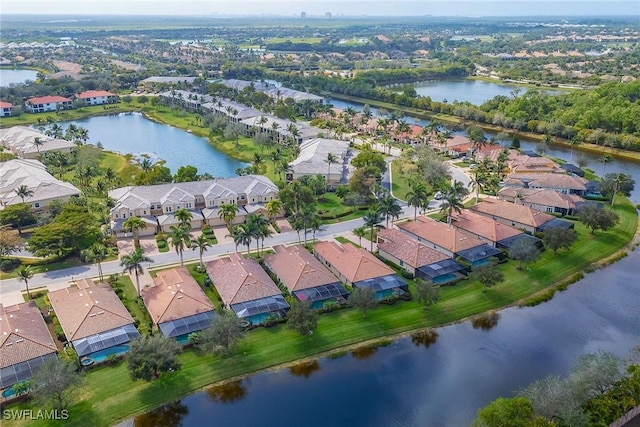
(2, 387, 16, 398)
(433, 273, 458, 285)
(83, 345, 131, 364)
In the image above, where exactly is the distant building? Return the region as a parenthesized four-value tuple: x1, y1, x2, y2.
(0, 159, 81, 212)
(25, 95, 72, 113)
(76, 90, 117, 106)
(0, 302, 57, 390)
(287, 138, 351, 184)
(217, 79, 323, 104)
(470, 199, 572, 233)
(325, 12, 332, 19)
(0, 101, 13, 117)
(0, 126, 75, 159)
(301, 11, 307, 19)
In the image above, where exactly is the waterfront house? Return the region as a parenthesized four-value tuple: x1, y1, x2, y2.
(498, 187, 585, 216)
(141, 267, 216, 342)
(313, 241, 407, 299)
(0, 159, 81, 213)
(0, 126, 75, 159)
(287, 138, 351, 185)
(217, 79, 323, 104)
(470, 199, 571, 233)
(25, 95, 72, 113)
(0, 101, 13, 117)
(0, 302, 57, 391)
(264, 244, 349, 309)
(201, 98, 262, 123)
(502, 173, 588, 196)
(450, 210, 525, 247)
(376, 228, 465, 285)
(48, 279, 140, 364)
(206, 253, 289, 325)
(239, 115, 322, 145)
(76, 90, 117, 106)
(397, 216, 502, 266)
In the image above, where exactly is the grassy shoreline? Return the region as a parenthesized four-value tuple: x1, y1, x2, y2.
(4, 197, 637, 427)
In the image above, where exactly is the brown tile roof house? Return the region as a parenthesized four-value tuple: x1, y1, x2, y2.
(206, 253, 289, 324)
(470, 199, 556, 233)
(141, 267, 216, 339)
(376, 228, 449, 271)
(498, 187, 584, 216)
(504, 173, 588, 195)
(0, 302, 57, 389)
(451, 210, 524, 246)
(264, 245, 348, 305)
(397, 217, 484, 255)
(48, 279, 140, 358)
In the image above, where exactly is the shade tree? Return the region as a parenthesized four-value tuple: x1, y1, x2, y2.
(126, 335, 182, 381)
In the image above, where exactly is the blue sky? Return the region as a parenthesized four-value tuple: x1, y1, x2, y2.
(2, 0, 639, 16)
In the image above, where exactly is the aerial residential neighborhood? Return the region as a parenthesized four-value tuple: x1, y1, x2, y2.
(0, 3, 638, 427)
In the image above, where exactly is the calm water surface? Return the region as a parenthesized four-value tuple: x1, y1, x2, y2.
(136, 247, 640, 427)
(61, 112, 247, 177)
(0, 68, 38, 87)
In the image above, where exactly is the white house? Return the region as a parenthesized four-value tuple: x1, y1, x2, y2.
(0, 101, 13, 117)
(25, 95, 72, 113)
(76, 90, 117, 106)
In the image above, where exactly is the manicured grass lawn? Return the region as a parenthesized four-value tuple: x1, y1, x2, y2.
(0, 257, 85, 280)
(335, 236, 360, 247)
(4, 198, 637, 427)
(110, 275, 153, 336)
(184, 262, 224, 312)
(390, 160, 426, 201)
(317, 193, 368, 223)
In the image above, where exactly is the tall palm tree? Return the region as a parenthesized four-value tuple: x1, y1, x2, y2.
(377, 194, 401, 228)
(252, 153, 264, 173)
(174, 208, 193, 230)
(227, 225, 243, 253)
(168, 225, 192, 266)
(325, 152, 339, 185)
(441, 180, 469, 225)
(139, 157, 154, 174)
(265, 199, 283, 223)
(16, 266, 34, 300)
(310, 215, 324, 241)
(353, 226, 367, 247)
(14, 185, 33, 203)
(82, 243, 108, 283)
(246, 214, 268, 255)
(191, 234, 211, 270)
(269, 149, 282, 176)
(123, 216, 147, 249)
(601, 154, 611, 176)
(256, 219, 274, 256)
(33, 137, 44, 154)
(236, 224, 254, 255)
(219, 203, 238, 228)
(406, 183, 428, 220)
(362, 208, 383, 253)
(120, 248, 153, 296)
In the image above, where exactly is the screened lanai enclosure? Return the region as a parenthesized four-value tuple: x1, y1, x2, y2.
(159, 311, 216, 343)
(353, 274, 408, 300)
(74, 324, 140, 360)
(0, 353, 57, 390)
(293, 283, 350, 309)
(231, 295, 290, 325)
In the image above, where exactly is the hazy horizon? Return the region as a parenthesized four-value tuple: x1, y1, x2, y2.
(2, 0, 639, 17)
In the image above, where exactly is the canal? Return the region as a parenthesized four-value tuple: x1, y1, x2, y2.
(136, 245, 640, 427)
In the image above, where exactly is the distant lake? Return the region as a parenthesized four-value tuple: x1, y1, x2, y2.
(0, 68, 38, 87)
(60, 113, 248, 178)
(393, 79, 564, 105)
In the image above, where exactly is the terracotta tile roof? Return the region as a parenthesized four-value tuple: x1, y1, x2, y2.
(397, 217, 485, 253)
(76, 90, 116, 99)
(508, 173, 588, 191)
(519, 189, 584, 210)
(0, 101, 13, 108)
(451, 210, 523, 243)
(0, 302, 57, 369)
(377, 228, 449, 268)
(264, 245, 339, 293)
(49, 278, 135, 341)
(470, 199, 555, 228)
(205, 253, 281, 306)
(142, 267, 215, 325)
(26, 95, 72, 104)
(313, 241, 394, 282)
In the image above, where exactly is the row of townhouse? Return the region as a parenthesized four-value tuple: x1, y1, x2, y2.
(0, 126, 76, 159)
(107, 175, 279, 237)
(0, 90, 117, 116)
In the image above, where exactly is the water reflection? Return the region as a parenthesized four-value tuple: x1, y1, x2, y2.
(411, 329, 439, 348)
(288, 360, 321, 378)
(206, 380, 247, 404)
(471, 312, 501, 331)
(351, 345, 378, 360)
(134, 401, 188, 427)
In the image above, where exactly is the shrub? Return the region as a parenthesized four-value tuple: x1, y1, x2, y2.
(1, 258, 21, 272)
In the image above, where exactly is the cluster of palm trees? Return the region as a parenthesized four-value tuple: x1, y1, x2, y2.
(406, 179, 470, 224)
(227, 213, 273, 257)
(354, 193, 403, 252)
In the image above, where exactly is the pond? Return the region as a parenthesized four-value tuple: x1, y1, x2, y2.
(135, 246, 640, 427)
(393, 79, 564, 105)
(0, 68, 38, 87)
(60, 112, 248, 177)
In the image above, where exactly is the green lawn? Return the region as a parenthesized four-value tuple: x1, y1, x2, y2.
(0, 104, 139, 128)
(390, 160, 428, 201)
(317, 193, 368, 223)
(4, 198, 637, 427)
(0, 257, 85, 280)
(110, 275, 153, 336)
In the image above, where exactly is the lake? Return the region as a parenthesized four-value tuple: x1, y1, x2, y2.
(61, 113, 248, 177)
(0, 68, 38, 87)
(135, 246, 640, 427)
(393, 79, 563, 105)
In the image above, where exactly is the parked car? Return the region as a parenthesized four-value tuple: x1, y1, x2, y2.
(434, 191, 443, 200)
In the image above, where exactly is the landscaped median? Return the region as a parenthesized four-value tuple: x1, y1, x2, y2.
(4, 197, 637, 427)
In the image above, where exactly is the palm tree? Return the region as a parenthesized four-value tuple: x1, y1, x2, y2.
(406, 183, 428, 220)
(236, 224, 254, 255)
(219, 203, 238, 228)
(82, 243, 108, 283)
(256, 219, 273, 256)
(362, 208, 383, 253)
(441, 180, 469, 225)
(191, 234, 211, 270)
(16, 266, 34, 300)
(168, 225, 192, 266)
(601, 154, 611, 176)
(120, 248, 153, 296)
(269, 149, 282, 176)
(174, 209, 193, 230)
(253, 153, 264, 173)
(123, 216, 147, 249)
(377, 194, 401, 228)
(14, 185, 33, 203)
(246, 214, 269, 256)
(139, 157, 153, 173)
(325, 152, 339, 185)
(310, 215, 324, 241)
(353, 226, 367, 247)
(265, 199, 283, 223)
(33, 137, 44, 154)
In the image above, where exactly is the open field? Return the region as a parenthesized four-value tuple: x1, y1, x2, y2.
(5, 196, 636, 427)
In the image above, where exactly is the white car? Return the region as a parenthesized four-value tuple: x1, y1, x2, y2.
(434, 191, 443, 200)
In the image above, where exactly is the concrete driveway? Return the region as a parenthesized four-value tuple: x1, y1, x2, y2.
(212, 225, 233, 244)
(117, 236, 158, 256)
